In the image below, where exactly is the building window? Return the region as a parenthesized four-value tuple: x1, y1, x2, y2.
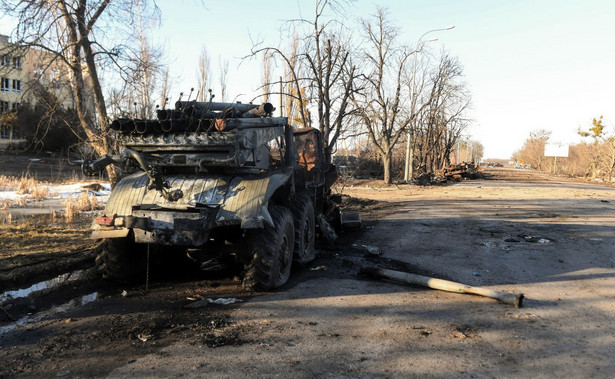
(0, 77, 9, 92)
(0, 126, 9, 140)
(12, 79, 21, 93)
(12, 56, 22, 70)
(11, 102, 20, 111)
(0, 100, 9, 112)
(0, 55, 8, 67)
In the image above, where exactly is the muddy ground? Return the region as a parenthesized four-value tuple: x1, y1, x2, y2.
(1, 168, 614, 378)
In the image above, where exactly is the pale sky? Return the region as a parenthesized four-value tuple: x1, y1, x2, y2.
(2, 1, 614, 159)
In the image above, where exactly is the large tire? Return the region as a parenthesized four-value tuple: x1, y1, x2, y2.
(243, 205, 294, 291)
(95, 237, 146, 283)
(291, 192, 316, 265)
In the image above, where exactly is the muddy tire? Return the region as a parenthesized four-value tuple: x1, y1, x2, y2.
(291, 192, 316, 265)
(243, 205, 294, 291)
(95, 238, 146, 283)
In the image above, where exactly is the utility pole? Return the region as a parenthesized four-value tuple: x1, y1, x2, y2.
(279, 76, 283, 117)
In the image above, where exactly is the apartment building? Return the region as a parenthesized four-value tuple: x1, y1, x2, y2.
(0, 34, 76, 150)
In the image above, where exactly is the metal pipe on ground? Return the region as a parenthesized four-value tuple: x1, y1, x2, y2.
(359, 266, 524, 308)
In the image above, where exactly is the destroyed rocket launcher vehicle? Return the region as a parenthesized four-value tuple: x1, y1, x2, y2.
(86, 99, 341, 290)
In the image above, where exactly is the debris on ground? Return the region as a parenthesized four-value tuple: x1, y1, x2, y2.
(436, 162, 484, 182)
(185, 297, 242, 309)
(518, 234, 552, 243)
(353, 244, 382, 256)
(208, 298, 242, 305)
(450, 324, 480, 339)
(310, 266, 328, 271)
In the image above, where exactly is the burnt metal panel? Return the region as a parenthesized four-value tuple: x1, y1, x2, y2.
(103, 172, 149, 216)
(139, 176, 230, 210)
(216, 170, 292, 228)
(130, 209, 211, 246)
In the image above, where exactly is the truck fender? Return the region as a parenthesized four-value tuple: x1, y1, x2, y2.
(216, 169, 292, 229)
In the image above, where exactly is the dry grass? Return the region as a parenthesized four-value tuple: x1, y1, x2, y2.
(0, 175, 20, 191)
(0, 216, 96, 258)
(0, 175, 52, 207)
(16, 176, 39, 195)
(30, 186, 50, 201)
(64, 191, 100, 222)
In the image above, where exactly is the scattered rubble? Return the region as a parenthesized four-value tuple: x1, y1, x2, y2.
(437, 162, 484, 182)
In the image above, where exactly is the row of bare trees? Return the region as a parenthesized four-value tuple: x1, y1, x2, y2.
(513, 117, 615, 182)
(1, 0, 473, 184)
(255, 3, 472, 183)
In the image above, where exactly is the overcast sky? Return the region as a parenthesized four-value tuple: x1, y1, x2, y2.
(2, 0, 614, 159)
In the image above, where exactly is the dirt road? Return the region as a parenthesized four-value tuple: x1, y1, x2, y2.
(1, 168, 614, 378)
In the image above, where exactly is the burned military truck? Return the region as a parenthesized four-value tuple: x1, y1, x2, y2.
(87, 100, 339, 290)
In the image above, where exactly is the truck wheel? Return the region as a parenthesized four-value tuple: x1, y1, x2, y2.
(243, 205, 294, 290)
(95, 238, 146, 283)
(291, 193, 315, 265)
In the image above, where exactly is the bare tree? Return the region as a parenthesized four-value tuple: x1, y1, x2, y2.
(413, 53, 471, 175)
(578, 116, 615, 180)
(108, 9, 165, 120)
(467, 140, 484, 163)
(159, 67, 170, 109)
(261, 51, 273, 103)
(282, 32, 304, 124)
(197, 45, 210, 101)
(251, 0, 357, 163)
(218, 57, 229, 102)
(0, 0, 160, 185)
(133, 15, 162, 119)
(351, 7, 418, 184)
(299, 0, 357, 162)
(514, 129, 551, 170)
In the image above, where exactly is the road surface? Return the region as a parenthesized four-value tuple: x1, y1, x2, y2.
(1, 168, 614, 378)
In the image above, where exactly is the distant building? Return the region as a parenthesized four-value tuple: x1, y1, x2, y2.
(0, 34, 77, 150)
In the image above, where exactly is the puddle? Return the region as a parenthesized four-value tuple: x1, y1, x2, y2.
(0, 292, 98, 336)
(0, 270, 86, 303)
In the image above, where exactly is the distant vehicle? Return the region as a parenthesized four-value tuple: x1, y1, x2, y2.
(514, 164, 532, 169)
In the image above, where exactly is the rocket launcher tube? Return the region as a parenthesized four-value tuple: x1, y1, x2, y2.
(175, 101, 274, 118)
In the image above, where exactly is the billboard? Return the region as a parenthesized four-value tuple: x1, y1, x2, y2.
(544, 143, 569, 157)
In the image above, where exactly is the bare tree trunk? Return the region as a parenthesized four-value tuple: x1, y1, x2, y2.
(382, 152, 393, 184)
(218, 57, 229, 102)
(197, 46, 210, 101)
(261, 52, 273, 102)
(160, 68, 170, 109)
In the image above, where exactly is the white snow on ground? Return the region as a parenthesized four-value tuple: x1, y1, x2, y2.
(0, 182, 110, 200)
(0, 191, 26, 201)
(0, 182, 111, 213)
(48, 182, 111, 199)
